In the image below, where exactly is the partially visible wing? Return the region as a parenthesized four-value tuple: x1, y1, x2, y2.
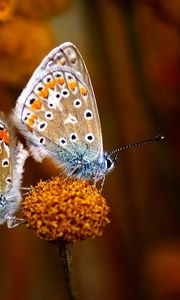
(0, 113, 28, 198)
(0, 113, 13, 194)
(13, 42, 103, 165)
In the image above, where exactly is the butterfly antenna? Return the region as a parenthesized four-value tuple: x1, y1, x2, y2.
(111, 135, 165, 155)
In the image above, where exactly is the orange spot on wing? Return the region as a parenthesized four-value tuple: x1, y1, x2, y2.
(68, 80, 77, 90)
(38, 87, 48, 98)
(46, 80, 56, 89)
(56, 77, 65, 85)
(30, 99, 42, 110)
(0, 130, 4, 140)
(27, 126, 33, 132)
(27, 115, 37, 127)
(3, 129, 10, 145)
(60, 58, 66, 65)
(80, 86, 88, 96)
(0, 128, 10, 145)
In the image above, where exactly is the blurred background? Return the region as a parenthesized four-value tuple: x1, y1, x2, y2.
(0, 0, 180, 299)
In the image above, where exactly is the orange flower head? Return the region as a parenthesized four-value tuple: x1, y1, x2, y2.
(22, 177, 110, 242)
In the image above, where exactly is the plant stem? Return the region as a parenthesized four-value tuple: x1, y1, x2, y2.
(58, 241, 76, 300)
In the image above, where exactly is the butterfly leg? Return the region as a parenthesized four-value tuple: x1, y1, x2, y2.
(21, 187, 31, 191)
(5, 214, 26, 228)
(99, 175, 105, 192)
(21, 187, 32, 196)
(93, 181, 97, 188)
(92, 174, 105, 192)
(62, 164, 82, 179)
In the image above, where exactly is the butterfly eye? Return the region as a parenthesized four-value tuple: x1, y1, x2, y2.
(73, 99, 82, 108)
(85, 133, 94, 143)
(2, 159, 9, 167)
(84, 109, 93, 120)
(106, 155, 116, 173)
(106, 157, 113, 170)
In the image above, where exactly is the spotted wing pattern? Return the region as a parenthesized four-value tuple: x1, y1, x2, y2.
(0, 114, 12, 194)
(13, 42, 103, 166)
(0, 113, 29, 227)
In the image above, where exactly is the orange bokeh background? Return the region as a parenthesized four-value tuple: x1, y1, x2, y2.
(0, 0, 180, 299)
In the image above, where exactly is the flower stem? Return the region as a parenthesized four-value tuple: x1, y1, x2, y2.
(58, 241, 76, 300)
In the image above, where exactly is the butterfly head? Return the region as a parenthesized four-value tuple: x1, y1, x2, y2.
(104, 152, 117, 175)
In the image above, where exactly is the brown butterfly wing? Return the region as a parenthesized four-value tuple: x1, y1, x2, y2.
(14, 43, 103, 165)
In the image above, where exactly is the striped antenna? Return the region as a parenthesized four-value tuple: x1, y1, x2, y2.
(111, 135, 165, 155)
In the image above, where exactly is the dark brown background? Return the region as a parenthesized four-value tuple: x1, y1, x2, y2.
(0, 0, 179, 299)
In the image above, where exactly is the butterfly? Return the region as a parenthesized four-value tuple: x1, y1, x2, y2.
(0, 113, 28, 227)
(12, 42, 117, 184)
(13, 42, 164, 186)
